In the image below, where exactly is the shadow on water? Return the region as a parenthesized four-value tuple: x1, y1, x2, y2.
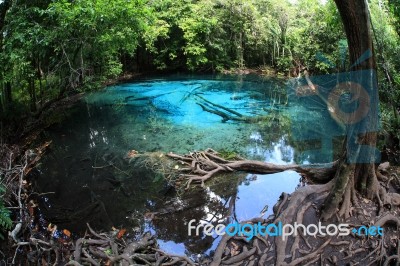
(34, 74, 313, 257)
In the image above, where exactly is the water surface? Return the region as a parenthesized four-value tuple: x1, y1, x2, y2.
(36, 74, 322, 257)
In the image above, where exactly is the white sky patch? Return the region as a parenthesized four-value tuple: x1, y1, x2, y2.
(289, 0, 328, 5)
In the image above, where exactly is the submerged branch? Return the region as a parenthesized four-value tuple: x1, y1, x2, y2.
(194, 93, 277, 123)
(196, 102, 271, 123)
(125, 91, 176, 102)
(195, 94, 243, 117)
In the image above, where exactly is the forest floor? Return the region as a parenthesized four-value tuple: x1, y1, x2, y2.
(1, 141, 399, 265)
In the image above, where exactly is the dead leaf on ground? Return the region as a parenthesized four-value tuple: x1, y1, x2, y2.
(117, 228, 127, 239)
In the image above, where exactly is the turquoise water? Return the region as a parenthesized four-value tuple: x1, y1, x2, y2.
(36, 74, 313, 258)
(82, 76, 292, 157)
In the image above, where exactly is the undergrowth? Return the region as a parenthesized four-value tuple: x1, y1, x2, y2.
(0, 184, 12, 240)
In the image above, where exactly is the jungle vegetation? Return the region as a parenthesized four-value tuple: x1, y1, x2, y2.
(1, 0, 400, 250)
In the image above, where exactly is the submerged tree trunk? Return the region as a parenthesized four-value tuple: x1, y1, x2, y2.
(321, 0, 380, 220)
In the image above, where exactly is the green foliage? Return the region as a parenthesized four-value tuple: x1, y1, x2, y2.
(144, 0, 293, 71)
(260, 111, 291, 133)
(0, 184, 12, 240)
(153, 173, 164, 183)
(286, 0, 344, 73)
(369, 0, 400, 98)
(48, 0, 149, 82)
(381, 103, 400, 138)
(0, 0, 150, 126)
(388, 0, 400, 36)
(367, 0, 400, 151)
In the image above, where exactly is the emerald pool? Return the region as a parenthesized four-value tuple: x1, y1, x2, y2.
(35, 74, 326, 258)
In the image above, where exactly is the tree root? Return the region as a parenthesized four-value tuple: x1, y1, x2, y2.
(153, 249, 196, 266)
(68, 225, 196, 266)
(383, 255, 400, 266)
(209, 181, 338, 265)
(210, 169, 400, 266)
(287, 239, 331, 266)
(274, 181, 334, 265)
(167, 149, 334, 189)
(210, 234, 232, 266)
(160, 150, 400, 266)
(375, 213, 400, 227)
(221, 246, 256, 265)
(273, 192, 289, 217)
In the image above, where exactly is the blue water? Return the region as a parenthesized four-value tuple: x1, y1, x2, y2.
(36, 74, 320, 258)
(82, 77, 292, 157)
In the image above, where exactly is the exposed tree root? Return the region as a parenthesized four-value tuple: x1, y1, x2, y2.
(167, 148, 336, 189)
(210, 186, 400, 265)
(221, 246, 256, 264)
(375, 213, 400, 227)
(167, 149, 296, 188)
(175, 148, 400, 266)
(208, 182, 335, 265)
(274, 182, 333, 265)
(46, 224, 196, 266)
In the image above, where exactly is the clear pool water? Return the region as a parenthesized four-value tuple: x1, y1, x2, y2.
(35, 74, 335, 258)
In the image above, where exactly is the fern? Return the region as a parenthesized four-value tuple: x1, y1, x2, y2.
(0, 184, 12, 240)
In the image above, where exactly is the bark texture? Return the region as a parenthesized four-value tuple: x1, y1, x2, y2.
(321, 0, 380, 220)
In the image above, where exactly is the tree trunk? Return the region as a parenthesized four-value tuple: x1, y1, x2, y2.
(4, 82, 12, 105)
(28, 78, 37, 112)
(321, 0, 380, 220)
(0, 0, 13, 112)
(0, 0, 12, 30)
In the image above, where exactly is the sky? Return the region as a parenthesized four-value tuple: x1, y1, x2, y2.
(289, 0, 328, 4)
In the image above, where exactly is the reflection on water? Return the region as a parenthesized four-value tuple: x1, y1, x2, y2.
(147, 170, 301, 257)
(235, 171, 300, 220)
(35, 74, 307, 257)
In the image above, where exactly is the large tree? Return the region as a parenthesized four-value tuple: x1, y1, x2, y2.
(320, 0, 381, 220)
